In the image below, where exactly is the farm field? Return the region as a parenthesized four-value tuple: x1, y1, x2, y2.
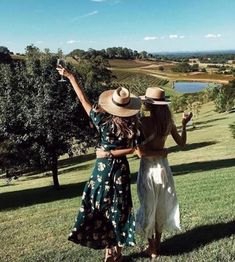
(1, 102, 235, 262)
(108, 59, 233, 86)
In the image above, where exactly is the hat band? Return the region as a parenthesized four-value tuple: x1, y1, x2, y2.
(112, 97, 130, 107)
(145, 96, 166, 101)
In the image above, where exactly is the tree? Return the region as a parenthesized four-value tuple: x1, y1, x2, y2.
(0, 46, 12, 63)
(0, 45, 112, 188)
(139, 51, 148, 60)
(214, 80, 235, 112)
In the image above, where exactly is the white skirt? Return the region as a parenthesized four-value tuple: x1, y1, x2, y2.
(136, 156, 180, 238)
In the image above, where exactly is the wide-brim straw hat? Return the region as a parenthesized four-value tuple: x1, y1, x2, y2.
(98, 87, 141, 117)
(139, 87, 171, 105)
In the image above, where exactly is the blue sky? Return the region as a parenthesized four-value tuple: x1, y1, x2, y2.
(1, 0, 235, 54)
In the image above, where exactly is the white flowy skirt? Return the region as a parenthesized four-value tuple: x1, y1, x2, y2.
(136, 156, 180, 238)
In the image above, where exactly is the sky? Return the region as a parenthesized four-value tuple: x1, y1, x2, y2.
(1, 0, 235, 54)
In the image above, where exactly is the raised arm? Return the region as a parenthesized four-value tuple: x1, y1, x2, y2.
(57, 66, 92, 116)
(171, 112, 193, 148)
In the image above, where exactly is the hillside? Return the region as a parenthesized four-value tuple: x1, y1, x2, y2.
(1, 102, 234, 262)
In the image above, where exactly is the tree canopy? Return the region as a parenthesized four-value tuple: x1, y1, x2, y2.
(0, 45, 112, 188)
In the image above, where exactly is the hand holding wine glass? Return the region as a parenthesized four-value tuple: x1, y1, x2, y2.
(182, 112, 193, 126)
(56, 60, 74, 81)
(57, 58, 67, 82)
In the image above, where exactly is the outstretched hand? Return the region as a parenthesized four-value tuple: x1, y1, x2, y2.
(56, 65, 73, 79)
(182, 112, 193, 126)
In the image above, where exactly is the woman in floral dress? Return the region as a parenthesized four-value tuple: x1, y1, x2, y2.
(57, 65, 141, 261)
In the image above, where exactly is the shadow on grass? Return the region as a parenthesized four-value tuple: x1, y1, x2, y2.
(17, 153, 96, 179)
(171, 158, 235, 176)
(194, 117, 227, 126)
(186, 124, 214, 131)
(127, 220, 235, 260)
(129, 157, 235, 183)
(0, 181, 87, 211)
(58, 153, 96, 169)
(58, 162, 94, 175)
(169, 141, 217, 153)
(1, 158, 234, 211)
(160, 220, 235, 255)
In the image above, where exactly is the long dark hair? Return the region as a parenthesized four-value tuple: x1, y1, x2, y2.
(110, 115, 139, 139)
(147, 104, 173, 137)
(96, 104, 139, 139)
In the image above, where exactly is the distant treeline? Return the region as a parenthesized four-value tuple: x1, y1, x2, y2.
(67, 48, 235, 64)
(2, 45, 235, 64)
(68, 47, 152, 60)
(154, 53, 235, 64)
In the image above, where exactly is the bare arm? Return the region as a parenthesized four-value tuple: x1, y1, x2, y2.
(96, 148, 135, 158)
(171, 112, 193, 148)
(57, 66, 92, 116)
(96, 147, 168, 158)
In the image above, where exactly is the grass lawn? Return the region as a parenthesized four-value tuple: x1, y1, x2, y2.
(0, 102, 235, 262)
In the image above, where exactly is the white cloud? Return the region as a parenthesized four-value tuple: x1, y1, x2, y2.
(179, 35, 185, 39)
(144, 36, 158, 41)
(66, 40, 80, 44)
(35, 41, 44, 44)
(70, 10, 98, 22)
(169, 35, 178, 39)
(205, 33, 222, 38)
(90, 0, 107, 2)
(83, 10, 99, 17)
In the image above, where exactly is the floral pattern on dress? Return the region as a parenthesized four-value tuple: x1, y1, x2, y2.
(68, 104, 140, 249)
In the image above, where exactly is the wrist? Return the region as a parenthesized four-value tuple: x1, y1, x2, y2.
(108, 150, 113, 158)
(67, 73, 75, 81)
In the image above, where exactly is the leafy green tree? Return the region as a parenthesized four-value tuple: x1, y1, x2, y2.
(0, 46, 12, 63)
(139, 51, 148, 60)
(214, 80, 235, 112)
(0, 45, 112, 188)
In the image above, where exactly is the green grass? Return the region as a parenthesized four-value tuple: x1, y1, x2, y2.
(1, 102, 235, 262)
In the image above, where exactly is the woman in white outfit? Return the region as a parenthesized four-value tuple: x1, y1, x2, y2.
(135, 87, 192, 259)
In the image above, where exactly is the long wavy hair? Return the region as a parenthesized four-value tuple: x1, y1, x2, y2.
(109, 115, 139, 139)
(146, 103, 174, 137)
(96, 104, 139, 139)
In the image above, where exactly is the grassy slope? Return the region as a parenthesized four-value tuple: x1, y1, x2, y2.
(1, 102, 235, 262)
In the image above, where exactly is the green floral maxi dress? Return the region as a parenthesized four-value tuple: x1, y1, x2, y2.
(68, 105, 138, 249)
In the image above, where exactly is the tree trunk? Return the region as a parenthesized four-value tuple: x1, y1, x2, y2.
(51, 153, 60, 189)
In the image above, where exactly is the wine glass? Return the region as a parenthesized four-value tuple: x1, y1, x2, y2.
(57, 58, 67, 82)
(183, 112, 192, 125)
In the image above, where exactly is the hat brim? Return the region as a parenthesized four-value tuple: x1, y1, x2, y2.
(99, 90, 141, 117)
(139, 95, 171, 105)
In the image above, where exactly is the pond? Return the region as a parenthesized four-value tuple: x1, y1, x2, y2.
(173, 81, 220, 93)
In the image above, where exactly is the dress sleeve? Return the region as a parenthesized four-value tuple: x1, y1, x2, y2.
(89, 104, 106, 130)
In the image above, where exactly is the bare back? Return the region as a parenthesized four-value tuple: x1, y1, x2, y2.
(141, 115, 186, 151)
(141, 117, 169, 150)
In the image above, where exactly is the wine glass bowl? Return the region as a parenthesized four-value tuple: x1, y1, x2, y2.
(57, 58, 67, 82)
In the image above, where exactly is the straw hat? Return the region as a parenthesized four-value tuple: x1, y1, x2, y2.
(140, 87, 171, 105)
(98, 87, 141, 117)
